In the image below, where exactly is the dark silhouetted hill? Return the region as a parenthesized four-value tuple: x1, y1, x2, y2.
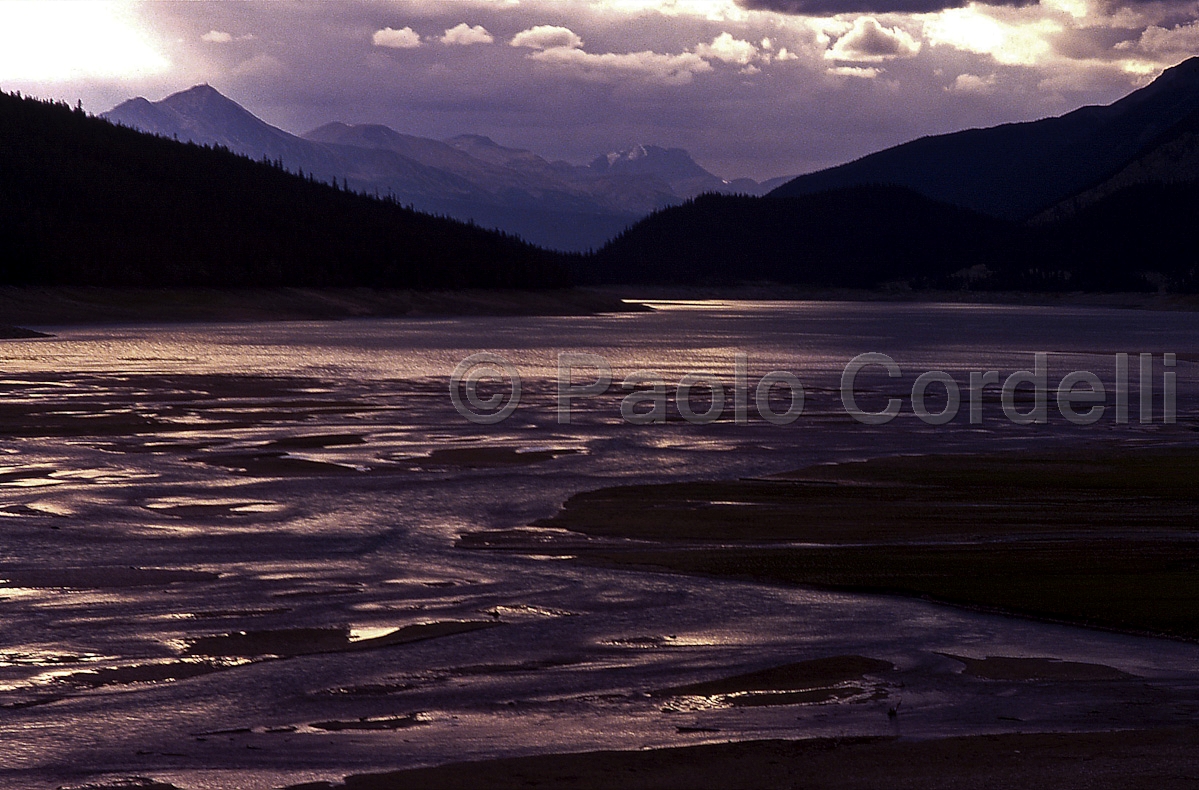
(1037, 100, 1199, 222)
(591, 181, 1197, 293)
(771, 57, 1199, 221)
(592, 187, 1017, 288)
(0, 91, 568, 288)
(593, 60, 1199, 294)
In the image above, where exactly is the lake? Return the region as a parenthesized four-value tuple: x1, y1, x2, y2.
(2, 301, 1198, 789)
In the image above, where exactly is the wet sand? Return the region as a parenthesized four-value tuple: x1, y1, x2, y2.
(411, 446, 1199, 790)
(419, 447, 579, 468)
(524, 448, 1199, 640)
(655, 654, 894, 707)
(283, 728, 1199, 790)
(182, 621, 499, 658)
(3, 309, 1197, 790)
(938, 654, 1134, 682)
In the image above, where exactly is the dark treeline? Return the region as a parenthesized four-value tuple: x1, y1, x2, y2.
(0, 91, 571, 288)
(1030, 181, 1199, 293)
(590, 184, 1199, 293)
(592, 187, 1015, 290)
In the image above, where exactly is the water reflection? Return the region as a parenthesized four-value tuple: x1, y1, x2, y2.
(0, 302, 1196, 788)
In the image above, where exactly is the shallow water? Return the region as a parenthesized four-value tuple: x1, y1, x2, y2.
(1, 301, 1197, 789)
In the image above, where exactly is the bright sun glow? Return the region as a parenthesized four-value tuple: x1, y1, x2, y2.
(924, 6, 1061, 66)
(0, 0, 168, 82)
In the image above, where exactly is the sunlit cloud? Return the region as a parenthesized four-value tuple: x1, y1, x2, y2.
(948, 71, 997, 91)
(1135, 19, 1199, 57)
(826, 16, 921, 60)
(923, 6, 1060, 65)
(508, 21, 720, 84)
(828, 64, 884, 76)
(372, 26, 423, 48)
(200, 29, 256, 46)
(527, 45, 714, 84)
(0, 0, 169, 82)
(5, 0, 1194, 181)
(696, 32, 761, 63)
(511, 25, 586, 49)
(441, 23, 496, 45)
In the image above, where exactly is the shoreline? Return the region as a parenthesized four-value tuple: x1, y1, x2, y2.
(599, 284, 1199, 311)
(0, 286, 646, 328)
(2, 285, 1197, 330)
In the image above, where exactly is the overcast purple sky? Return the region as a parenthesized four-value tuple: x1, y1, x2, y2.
(1, 0, 1196, 180)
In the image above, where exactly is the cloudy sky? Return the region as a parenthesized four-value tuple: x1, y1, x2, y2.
(1, 0, 1196, 180)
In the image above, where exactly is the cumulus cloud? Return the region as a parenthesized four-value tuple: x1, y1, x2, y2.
(510, 25, 584, 50)
(372, 26, 422, 49)
(828, 65, 884, 77)
(24, 0, 1187, 185)
(527, 46, 713, 85)
(509, 22, 717, 85)
(696, 32, 760, 64)
(738, 0, 1034, 13)
(948, 72, 997, 91)
(1136, 21, 1199, 56)
(509, 23, 758, 85)
(201, 30, 233, 44)
(441, 23, 495, 45)
(826, 17, 921, 61)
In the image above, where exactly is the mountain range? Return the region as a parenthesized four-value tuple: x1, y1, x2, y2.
(102, 87, 780, 252)
(596, 58, 1199, 293)
(6, 58, 1199, 295)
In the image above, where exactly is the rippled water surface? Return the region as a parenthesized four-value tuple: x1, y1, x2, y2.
(1, 301, 1198, 789)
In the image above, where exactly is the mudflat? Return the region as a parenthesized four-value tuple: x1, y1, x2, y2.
(286, 728, 1199, 790)
(516, 448, 1199, 640)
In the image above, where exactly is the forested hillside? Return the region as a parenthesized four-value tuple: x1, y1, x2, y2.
(0, 91, 569, 288)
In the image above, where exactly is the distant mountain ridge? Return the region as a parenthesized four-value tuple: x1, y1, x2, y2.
(6, 84, 1196, 296)
(102, 87, 780, 251)
(589, 144, 765, 200)
(771, 57, 1199, 221)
